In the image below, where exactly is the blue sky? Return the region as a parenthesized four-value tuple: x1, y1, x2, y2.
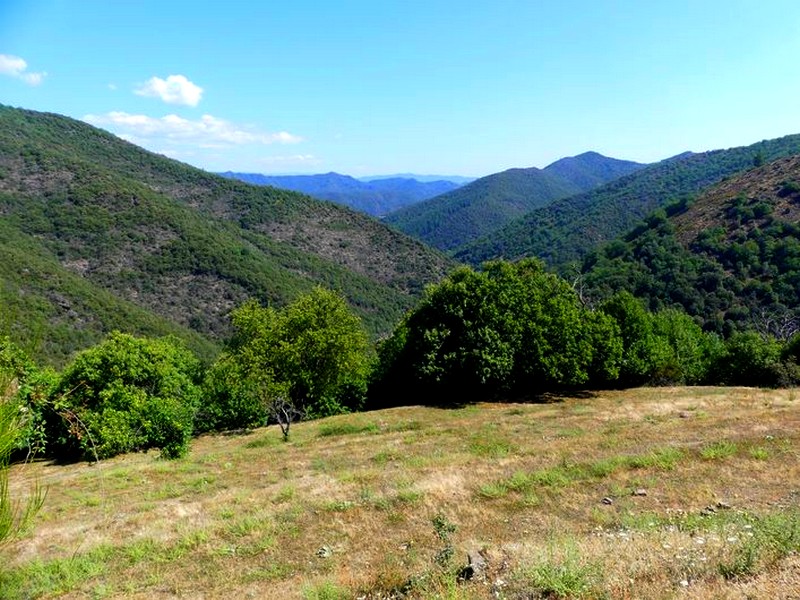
(2, 1, 800, 177)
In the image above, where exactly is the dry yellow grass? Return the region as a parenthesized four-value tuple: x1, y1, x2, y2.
(3, 387, 800, 599)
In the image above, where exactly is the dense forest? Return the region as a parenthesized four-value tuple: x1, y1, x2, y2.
(582, 154, 800, 337)
(455, 135, 800, 268)
(386, 152, 644, 251)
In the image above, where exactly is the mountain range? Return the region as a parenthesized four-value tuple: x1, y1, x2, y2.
(384, 152, 646, 251)
(4, 102, 800, 365)
(218, 171, 462, 217)
(455, 136, 800, 268)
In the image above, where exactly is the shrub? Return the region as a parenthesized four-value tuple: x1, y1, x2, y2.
(0, 336, 56, 458)
(50, 332, 201, 460)
(709, 331, 791, 387)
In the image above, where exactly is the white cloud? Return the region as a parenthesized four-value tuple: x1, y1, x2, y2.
(0, 54, 46, 86)
(135, 74, 203, 106)
(83, 111, 303, 148)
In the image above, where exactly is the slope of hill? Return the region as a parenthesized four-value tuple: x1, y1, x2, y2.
(582, 154, 800, 336)
(218, 171, 460, 216)
(384, 167, 582, 251)
(0, 105, 454, 364)
(5, 388, 799, 599)
(0, 217, 220, 365)
(456, 135, 800, 268)
(385, 153, 644, 252)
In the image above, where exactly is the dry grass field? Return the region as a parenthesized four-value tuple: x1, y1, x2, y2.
(3, 387, 800, 599)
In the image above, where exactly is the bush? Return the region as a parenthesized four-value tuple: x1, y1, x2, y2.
(196, 357, 264, 433)
(709, 331, 794, 387)
(50, 332, 201, 460)
(0, 336, 55, 458)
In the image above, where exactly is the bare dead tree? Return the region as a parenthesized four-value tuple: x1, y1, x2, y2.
(568, 264, 592, 308)
(752, 307, 800, 341)
(266, 396, 305, 442)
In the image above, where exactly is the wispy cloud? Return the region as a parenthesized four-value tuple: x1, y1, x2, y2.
(0, 54, 46, 85)
(83, 111, 303, 148)
(135, 74, 203, 106)
(259, 154, 321, 166)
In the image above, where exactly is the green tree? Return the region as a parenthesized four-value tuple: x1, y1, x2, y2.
(597, 292, 663, 385)
(225, 287, 371, 420)
(650, 309, 722, 384)
(371, 260, 621, 405)
(50, 332, 202, 460)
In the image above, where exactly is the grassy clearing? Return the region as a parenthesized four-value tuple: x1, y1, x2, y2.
(3, 387, 800, 598)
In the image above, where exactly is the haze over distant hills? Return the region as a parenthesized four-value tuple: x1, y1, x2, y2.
(359, 174, 476, 185)
(218, 171, 462, 216)
(385, 152, 646, 251)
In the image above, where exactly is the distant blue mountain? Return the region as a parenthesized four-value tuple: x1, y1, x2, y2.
(359, 173, 476, 185)
(218, 171, 463, 216)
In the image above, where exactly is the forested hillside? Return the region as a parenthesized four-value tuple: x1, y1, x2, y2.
(385, 152, 643, 251)
(0, 105, 453, 364)
(582, 154, 800, 336)
(543, 151, 644, 190)
(456, 135, 800, 268)
(219, 171, 460, 216)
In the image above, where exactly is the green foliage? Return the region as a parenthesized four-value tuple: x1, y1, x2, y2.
(195, 357, 264, 433)
(650, 308, 723, 384)
(0, 104, 452, 365)
(51, 332, 202, 460)
(710, 331, 796, 387)
(456, 134, 800, 267)
(599, 292, 663, 385)
(0, 343, 46, 545)
(221, 287, 371, 420)
(583, 189, 800, 340)
(371, 260, 622, 405)
(599, 293, 724, 385)
(0, 336, 56, 457)
(521, 542, 600, 599)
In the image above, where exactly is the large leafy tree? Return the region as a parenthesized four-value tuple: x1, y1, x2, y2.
(371, 260, 622, 405)
(222, 287, 371, 421)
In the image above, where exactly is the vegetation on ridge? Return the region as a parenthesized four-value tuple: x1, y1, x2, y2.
(582, 154, 800, 338)
(455, 134, 800, 267)
(0, 104, 453, 365)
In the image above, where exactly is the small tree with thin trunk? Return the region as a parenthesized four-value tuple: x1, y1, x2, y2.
(266, 396, 306, 442)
